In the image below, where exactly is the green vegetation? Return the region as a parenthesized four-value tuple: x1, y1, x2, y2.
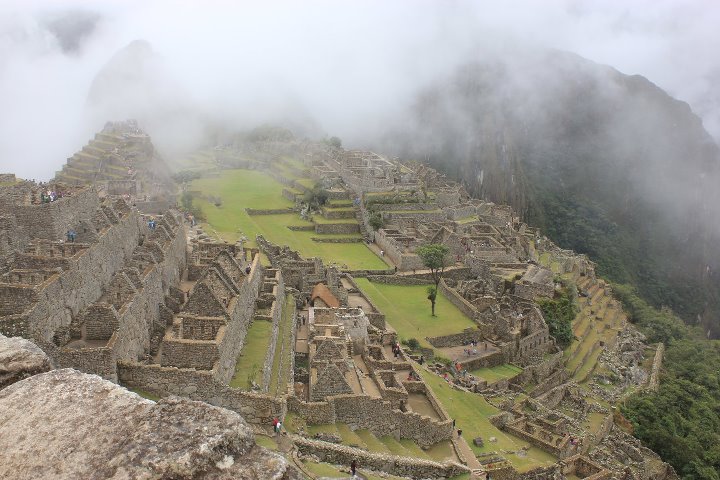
(537, 283, 578, 348)
(617, 285, 720, 479)
(418, 367, 557, 471)
(416, 243, 451, 316)
(368, 212, 384, 231)
(127, 387, 160, 401)
(190, 169, 387, 270)
(471, 364, 523, 383)
(173, 170, 202, 184)
(355, 278, 477, 349)
(269, 295, 295, 396)
(229, 320, 274, 389)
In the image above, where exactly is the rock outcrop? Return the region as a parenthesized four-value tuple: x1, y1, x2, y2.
(0, 369, 299, 480)
(0, 334, 52, 389)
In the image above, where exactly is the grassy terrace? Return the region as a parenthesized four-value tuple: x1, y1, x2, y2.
(456, 215, 479, 224)
(354, 278, 556, 470)
(354, 278, 477, 350)
(418, 368, 557, 472)
(285, 414, 462, 468)
(269, 295, 295, 396)
(301, 460, 423, 480)
(229, 319, 273, 389)
(312, 216, 359, 224)
(191, 169, 387, 270)
(471, 364, 523, 383)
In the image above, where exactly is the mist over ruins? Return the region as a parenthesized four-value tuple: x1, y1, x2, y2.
(1, 3, 719, 480)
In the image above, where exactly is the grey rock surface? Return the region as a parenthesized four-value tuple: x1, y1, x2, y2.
(0, 333, 52, 389)
(0, 369, 298, 479)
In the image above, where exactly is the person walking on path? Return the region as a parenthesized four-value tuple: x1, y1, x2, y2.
(350, 459, 357, 478)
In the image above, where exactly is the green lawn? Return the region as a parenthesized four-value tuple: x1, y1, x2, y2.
(191, 169, 388, 270)
(302, 460, 413, 480)
(471, 364, 523, 383)
(229, 319, 274, 389)
(354, 279, 477, 349)
(269, 295, 294, 396)
(418, 368, 557, 472)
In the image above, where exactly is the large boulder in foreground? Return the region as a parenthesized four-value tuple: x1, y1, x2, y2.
(0, 369, 299, 479)
(0, 334, 52, 389)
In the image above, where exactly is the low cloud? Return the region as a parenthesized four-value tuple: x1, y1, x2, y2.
(0, 0, 718, 180)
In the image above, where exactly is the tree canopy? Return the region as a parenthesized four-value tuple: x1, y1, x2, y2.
(416, 243, 450, 316)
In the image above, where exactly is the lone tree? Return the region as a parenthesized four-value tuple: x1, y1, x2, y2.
(416, 243, 450, 316)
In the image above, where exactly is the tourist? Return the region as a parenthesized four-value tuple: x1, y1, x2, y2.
(350, 459, 357, 478)
(276, 420, 283, 437)
(272, 417, 279, 433)
(379, 250, 384, 257)
(66, 229, 76, 243)
(452, 418, 456, 428)
(457, 429, 463, 437)
(245, 266, 251, 275)
(419, 355, 424, 365)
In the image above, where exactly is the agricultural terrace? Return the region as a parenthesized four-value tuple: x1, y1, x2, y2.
(190, 169, 388, 270)
(354, 278, 476, 350)
(418, 368, 557, 472)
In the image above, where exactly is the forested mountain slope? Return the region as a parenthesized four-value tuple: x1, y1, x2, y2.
(390, 49, 720, 336)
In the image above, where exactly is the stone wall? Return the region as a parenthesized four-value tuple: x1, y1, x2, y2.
(295, 437, 469, 479)
(54, 333, 118, 381)
(427, 328, 484, 348)
(260, 273, 286, 391)
(4, 187, 100, 243)
(439, 278, 480, 321)
(1, 208, 141, 344)
(314, 223, 360, 234)
(115, 216, 187, 362)
(341, 275, 386, 329)
(365, 275, 431, 286)
(161, 333, 221, 370)
(287, 393, 453, 447)
(646, 342, 664, 392)
(117, 361, 287, 425)
(214, 254, 265, 383)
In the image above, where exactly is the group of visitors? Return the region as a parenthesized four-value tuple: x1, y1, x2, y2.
(39, 190, 64, 203)
(463, 340, 489, 357)
(65, 230, 77, 243)
(391, 342, 401, 359)
(147, 218, 157, 230)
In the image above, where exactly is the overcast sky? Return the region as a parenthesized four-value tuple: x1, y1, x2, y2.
(1, 0, 718, 180)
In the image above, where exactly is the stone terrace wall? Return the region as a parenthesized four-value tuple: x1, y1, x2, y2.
(287, 393, 453, 447)
(117, 361, 286, 425)
(439, 278, 480, 321)
(314, 223, 360, 234)
(295, 437, 469, 479)
(2, 187, 100, 243)
(365, 275, 431, 285)
(646, 343, 664, 392)
(113, 217, 186, 362)
(427, 328, 484, 348)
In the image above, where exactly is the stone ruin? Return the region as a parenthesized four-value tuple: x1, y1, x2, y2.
(0, 125, 683, 480)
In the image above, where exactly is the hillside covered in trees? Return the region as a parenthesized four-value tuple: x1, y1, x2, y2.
(389, 48, 720, 338)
